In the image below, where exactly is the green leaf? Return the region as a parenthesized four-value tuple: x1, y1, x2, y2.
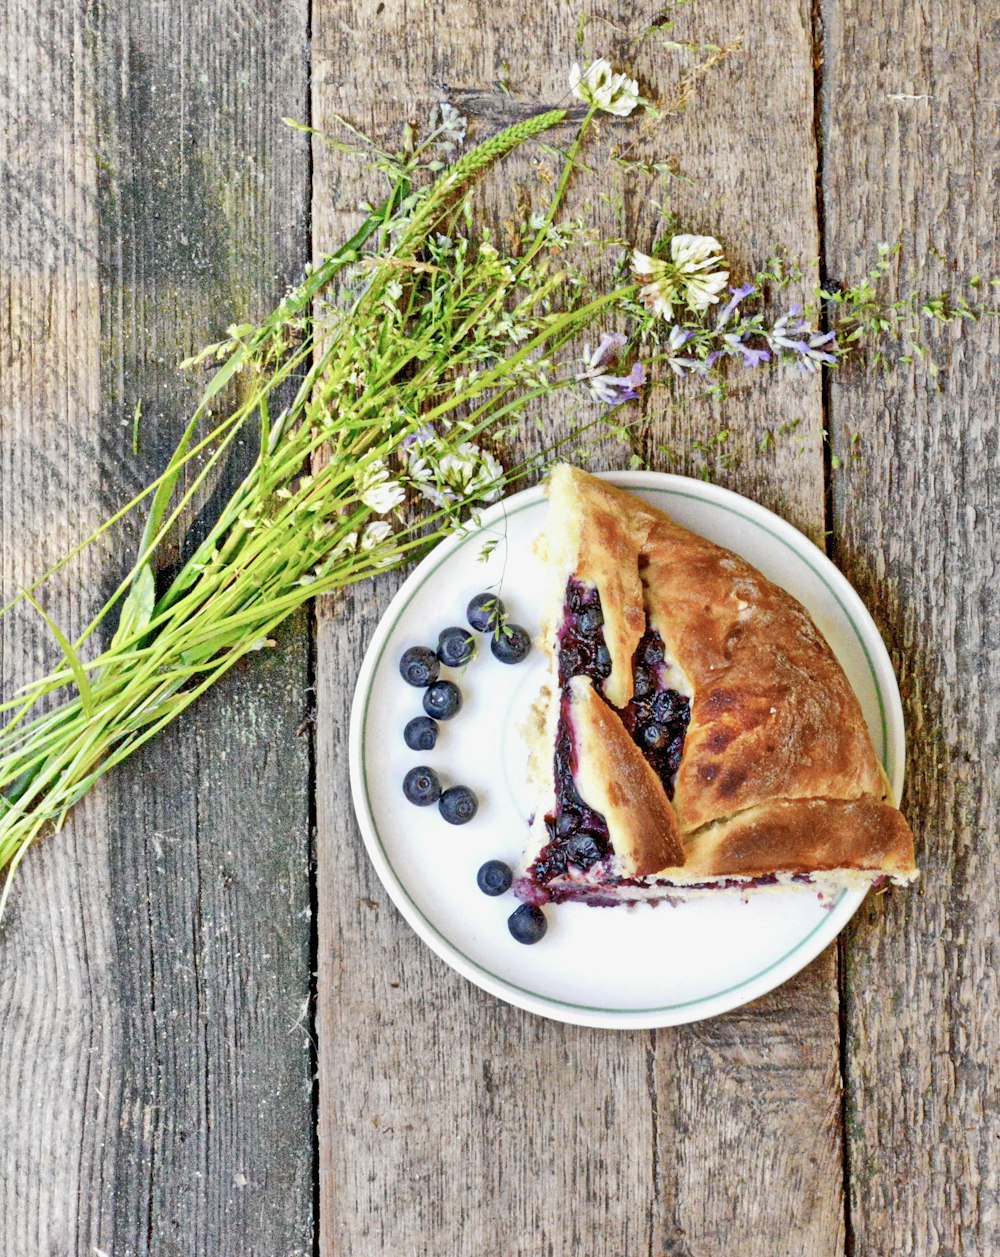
(21, 589, 94, 718)
(110, 564, 155, 651)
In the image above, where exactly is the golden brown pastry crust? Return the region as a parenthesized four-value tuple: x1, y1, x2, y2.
(529, 465, 917, 887)
(569, 677, 684, 876)
(535, 466, 657, 707)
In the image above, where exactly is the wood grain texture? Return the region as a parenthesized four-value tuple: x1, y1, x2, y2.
(0, 5, 118, 1252)
(313, 3, 843, 1253)
(822, 2, 1000, 1253)
(1, 1, 315, 1253)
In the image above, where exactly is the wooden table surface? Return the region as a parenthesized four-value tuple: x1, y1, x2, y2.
(1, 1, 996, 1254)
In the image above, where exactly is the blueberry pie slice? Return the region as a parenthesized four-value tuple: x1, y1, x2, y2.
(519, 465, 917, 906)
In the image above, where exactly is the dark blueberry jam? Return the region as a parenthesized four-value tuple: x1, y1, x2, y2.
(557, 577, 612, 688)
(618, 629, 691, 799)
(520, 871, 816, 906)
(528, 581, 692, 894)
(531, 696, 612, 881)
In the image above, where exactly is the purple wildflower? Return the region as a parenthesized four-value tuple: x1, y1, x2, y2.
(577, 332, 646, 405)
(738, 342, 771, 368)
(666, 325, 695, 350)
(715, 283, 757, 329)
(666, 356, 703, 376)
(401, 422, 437, 449)
(581, 331, 628, 370)
(767, 308, 841, 369)
(585, 361, 647, 405)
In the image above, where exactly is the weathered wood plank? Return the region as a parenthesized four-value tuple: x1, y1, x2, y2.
(0, 5, 118, 1252)
(0, 1, 315, 1253)
(823, 2, 1000, 1253)
(313, 2, 843, 1252)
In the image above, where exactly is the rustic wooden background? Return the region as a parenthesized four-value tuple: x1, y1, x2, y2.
(0, 1, 996, 1254)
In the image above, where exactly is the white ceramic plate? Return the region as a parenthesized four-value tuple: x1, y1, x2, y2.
(348, 472, 905, 1029)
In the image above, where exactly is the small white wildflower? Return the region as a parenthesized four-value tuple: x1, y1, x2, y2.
(331, 532, 359, 559)
(569, 58, 640, 117)
(361, 520, 393, 550)
(435, 101, 467, 146)
(361, 480, 405, 514)
(358, 459, 406, 514)
(633, 235, 730, 321)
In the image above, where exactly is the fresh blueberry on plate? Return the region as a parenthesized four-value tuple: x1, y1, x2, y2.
(490, 623, 531, 664)
(437, 626, 475, 667)
(403, 766, 442, 807)
(404, 716, 438, 751)
(423, 680, 462, 720)
(477, 860, 513, 896)
(467, 592, 504, 633)
(508, 903, 547, 944)
(399, 646, 440, 687)
(439, 785, 478, 825)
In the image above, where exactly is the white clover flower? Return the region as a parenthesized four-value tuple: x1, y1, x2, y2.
(416, 440, 504, 508)
(358, 459, 406, 514)
(361, 520, 393, 550)
(633, 235, 730, 321)
(570, 58, 640, 117)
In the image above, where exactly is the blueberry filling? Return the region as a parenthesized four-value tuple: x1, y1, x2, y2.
(528, 580, 692, 892)
(617, 629, 690, 801)
(530, 697, 613, 883)
(557, 578, 612, 688)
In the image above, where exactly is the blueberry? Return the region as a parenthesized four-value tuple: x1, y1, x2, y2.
(399, 646, 440, 687)
(559, 647, 581, 679)
(643, 638, 665, 666)
(439, 785, 478, 825)
(490, 623, 531, 665)
(579, 606, 604, 635)
(423, 680, 462, 720)
(642, 723, 668, 750)
(404, 716, 438, 751)
(403, 766, 441, 807)
(633, 669, 655, 699)
(477, 860, 513, 896)
(555, 809, 580, 839)
(508, 903, 547, 944)
(595, 642, 612, 671)
(567, 832, 602, 866)
(467, 592, 505, 633)
(652, 691, 682, 723)
(437, 626, 475, 667)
